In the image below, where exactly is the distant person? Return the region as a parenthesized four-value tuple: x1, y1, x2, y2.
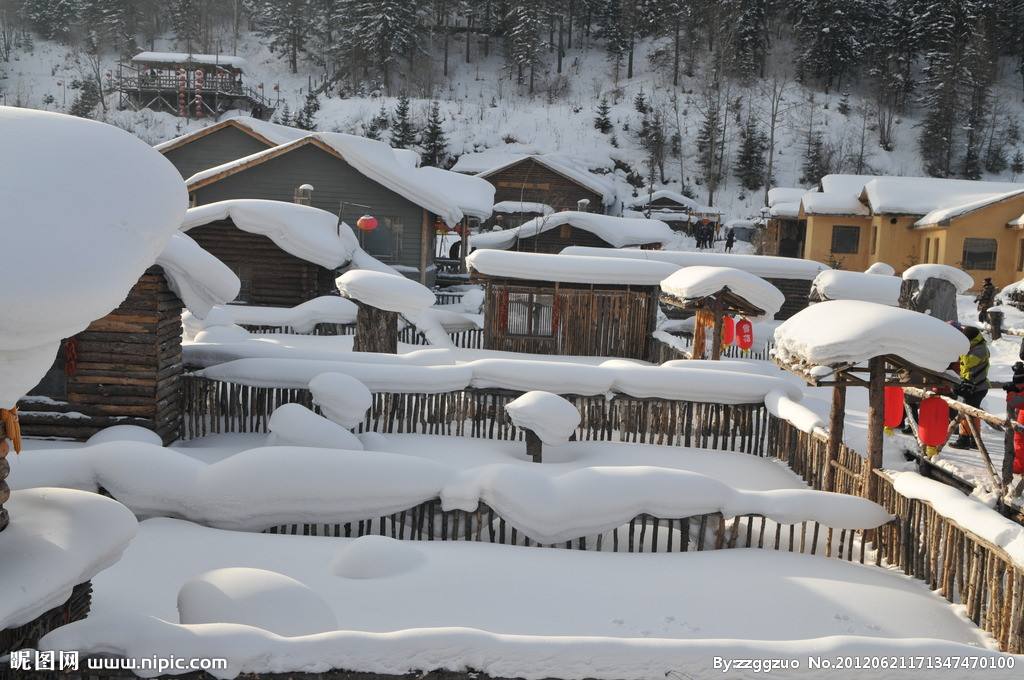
(952, 325, 990, 450)
(975, 278, 996, 322)
(725, 229, 736, 253)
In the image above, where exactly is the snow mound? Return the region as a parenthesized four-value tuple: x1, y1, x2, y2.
(865, 262, 896, 276)
(267, 403, 363, 450)
(811, 270, 902, 306)
(492, 200, 553, 215)
(0, 107, 186, 407)
(660, 266, 785, 317)
(195, 297, 359, 334)
(336, 270, 436, 314)
(86, 425, 163, 447)
(156, 232, 241, 318)
(471, 211, 675, 250)
(192, 325, 252, 344)
(505, 392, 581, 445)
(197, 358, 471, 393)
(774, 300, 969, 371)
(902, 264, 975, 295)
(467, 249, 679, 285)
(309, 372, 373, 428)
(562, 246, 828, 280)
(331, 535, 426, 579)
(177, 567, 336, 637)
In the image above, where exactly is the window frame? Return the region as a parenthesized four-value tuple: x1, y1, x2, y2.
(830, 225, 861, 255)
(506, 291, 555, 337)
(961, 237, 997, 271)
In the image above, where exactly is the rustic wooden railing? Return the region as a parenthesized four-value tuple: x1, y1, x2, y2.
(237, 322, 357, 336)
(397, 327, 485, 349)
(651, 332, 774, 362)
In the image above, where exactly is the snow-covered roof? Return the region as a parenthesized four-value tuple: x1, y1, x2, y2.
(819, 174, 876, 196)
(492, 200, 553, 215)
(801, 191, 870, 216)
(155, 233, 240, 318)
(902, 264, 974, 294)
(915, 188, 1024, 227)
(623, 208, 694, 222)
(660, 266, 785, 317)
(336, 270, 436, 315)
(0, 107, 187, 408)
(860, 177, 1024, 217)
(627, 189, 700, 210)
(473, 154, 617, 206)
(561, 246, 829, 280)
(182, 199, 358, 269)
(774, 300, 969, 371)
(186, 134, 493, 227)
(471, 211, 675, 250)
(467, 250, 678, 285)
(767, 187, 807, 207)
(132, 51, 247, 69)
(154, 117, 307, 153)
(811, 270, 901, 306)
(451, 150, 526, 174)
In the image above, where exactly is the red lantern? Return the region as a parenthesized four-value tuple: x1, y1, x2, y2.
(721, 315, 735, 346)
(1014, 410, 1024, 474)
(356, 215, 379, 231)
(883, 386, 904, 432)
(736, 318, 754, 350)
(917, 396, 950, 453)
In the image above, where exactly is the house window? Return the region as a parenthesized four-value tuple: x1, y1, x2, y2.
(507, 292, 554, 337)
(923, 238, 931, 263)
(1017, 240, 1024, 271)
(932, 239, 939, 263)
(962, 238, 997, 270)
(871, 226, 879, 255)
(830, 225, 860, 254)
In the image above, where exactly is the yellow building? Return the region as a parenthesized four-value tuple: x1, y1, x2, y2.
(798, 175, 1024, 290)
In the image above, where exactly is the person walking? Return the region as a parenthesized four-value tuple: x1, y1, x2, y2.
(725, 228, 736, 253)
(976, 278, 996, 323)
(952, 325, 990, 449)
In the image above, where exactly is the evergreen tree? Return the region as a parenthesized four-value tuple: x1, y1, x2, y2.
(633, 91, 649, 114)
(724, 0, 768, 80)
(246, 0, 311, 73)
(507, 0, 545, 93)
(68, 79, 101, 118)
(294, 91, 320, 130)
(696, 86, 725, 204)
(351, 0, 418, 89)
(421, 102, 449, 167)
(274, 102, 293, 126)
(800, 132, 831, 185)
(170, 0, 203, 48)
(793, 0, 872, 92)
(1012, 150, 1024, 179)
(837, 92, 851, 115)
(19, 0, 81, 41)
(594, 97, 613, 133)
(734, 115, 767, 191)
(596, 0, 630, 80)
(390, 94, 417, 148)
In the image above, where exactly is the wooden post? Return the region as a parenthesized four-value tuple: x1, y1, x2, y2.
(988, 310, 1004, 341)
(710, 300, 724, 361)
(824, 384, 847, 492)
(352, 301, 398, 354)
(691, 310, 707, 360)
(525, 429, 542, 463)
(865, 356, 886, 501)
(0, 413, 9, 532)
(419, 210, 431, 286)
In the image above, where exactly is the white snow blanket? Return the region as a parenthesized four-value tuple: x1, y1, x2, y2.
(0, 488, 137, 629)
(467, 250, 678, 285)
(505, 392, 581, 445)
(156, 116, 307, 152)
(764, 389, 825, 434)
(417, 166, 495, 220)
(774, 300, 970, 371)
(132, 51, 247, 68)
(198, 358, 473, 393)
(182, 200, 358, 270)
(309, 373, 373, 429)
(208, 297, 358, 333)
(156, 233, 241, 318)
(626, 189, 701, 210)
(492, 201, 553, 215)
(902, 264, 974, 294)
(267, 403, 364, 450)
(471, 212, 675, 250)
(0, 107, 186, 407)
(861, 176, 1022, 217)
(865, 262, 896, 276)
(178, 567, 338, 636)
(562, 246, 828, 280)
(811, 270, 902, 306)
(336, 270, 436, 315)
(660, 266, 785, 317)
(767, 187, 807, 208)
(916, 188, 1024, 226)
(801, 191, 870, 216)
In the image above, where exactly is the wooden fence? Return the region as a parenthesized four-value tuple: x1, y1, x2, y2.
(238, 322, 357, 336)
(651, 333, 775, 363)
(398, 327, 485, 349)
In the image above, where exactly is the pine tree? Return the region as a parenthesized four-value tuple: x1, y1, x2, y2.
(421, 102, 449, 167)
(247, 0, 312, 74)
(594, 97, 613, 133)
(724, 0, 768, 80)
(390, 94, 417, 148)
(351, 0, 418, 89)
(596, 0, 630, 81)
(696, 86, 725, 204)
(274, 102, 293, 126)
(170, 0, 203, 48)
(19, 0, 82, 41)
(837, 92, 851, 115)
(294, 92, 320, 131)
(633, 91, 649, 114)
(793, 0, 872, 92)
(734, 115, 767, 191)
(800, 132, 831, 185)
(1012, 150, 1024, 179)
(507, 0, 545, 93)
(68, 79, 101, 118)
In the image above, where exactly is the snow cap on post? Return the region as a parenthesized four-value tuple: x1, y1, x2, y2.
(660, 266, 785, 318)
(0, 107, 187, 408)
(773, 300, 970, 372)
(865, 262, 896, 276)
(266, 403, 364, 450)
(901, 264, 974, 295)
(505, 391, 581, 446)
(811, 269, 902, 306)
(309, 372, 373, 429)
(335, 270, 436, 315)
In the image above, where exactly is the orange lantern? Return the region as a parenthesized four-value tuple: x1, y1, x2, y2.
(917, 396, 949, 456)
(736, 318, 753, 350)
(356, 214, 379, 231)
(721, 315, 735, 346)
(883, 386, 904, 433)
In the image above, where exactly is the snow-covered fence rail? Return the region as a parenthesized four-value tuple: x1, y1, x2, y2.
(650, 331, 774, 362)
(236, 322, 357, 336)
(398, 327, 485, 349)
(767, 413, 1024, 654)
(181, 376, 769, 454)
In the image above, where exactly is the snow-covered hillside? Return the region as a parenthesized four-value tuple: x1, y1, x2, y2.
(4, 29, 1024, 222)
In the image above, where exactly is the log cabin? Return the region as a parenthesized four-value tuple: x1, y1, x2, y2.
(18, 234, 239, 444)
(627, 189, 724, 234)
(471, 211, 675, 254)
(184, 133, 494, 285)
(454, 153, 617, 215)
(156, 117, 306, 180)
(467, 249, 678, 361)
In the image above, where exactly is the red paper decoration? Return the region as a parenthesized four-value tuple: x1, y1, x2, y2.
(917, 396, 950, 449)
(721, 315, 735, 346)
(883, 386, 905, 429)
(356, 215, 379, 231)
(736, 318, 753, 350)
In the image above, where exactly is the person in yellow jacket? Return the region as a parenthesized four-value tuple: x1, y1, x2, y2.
(952, 325, 990, 449)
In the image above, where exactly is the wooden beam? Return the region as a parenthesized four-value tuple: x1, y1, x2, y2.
(419, 211, 431, 286)
(824, 384, 847, 492)
(710, 300, 724, 361)
(865, 356, 885, 501)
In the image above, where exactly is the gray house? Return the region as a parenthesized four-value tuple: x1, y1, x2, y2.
(156, 117, 306, 180)
(185, 133, 494, 284)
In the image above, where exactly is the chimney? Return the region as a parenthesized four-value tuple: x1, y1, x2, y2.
(294, 183, 314, 205)
(576, 198, 590, 212)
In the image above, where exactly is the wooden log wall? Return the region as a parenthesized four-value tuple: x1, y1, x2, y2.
(486, 157, 604, 214)
(18, 267, 184, 444)
(0, 582, 91, 655)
